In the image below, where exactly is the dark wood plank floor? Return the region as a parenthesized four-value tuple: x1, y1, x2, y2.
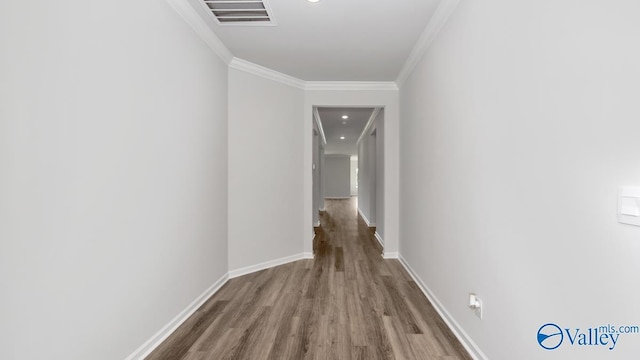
(146, 198, 472, 360)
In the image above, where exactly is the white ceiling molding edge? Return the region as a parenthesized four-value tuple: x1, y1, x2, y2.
(395, 0, 461, 88)
(163, 0, 234, 64)
(229, 58, 307, 90)
(356, 107, 382, 145)
(305, 82, 398, 91)
(313, 108, 328, 146)
(229, 58, 400, 91)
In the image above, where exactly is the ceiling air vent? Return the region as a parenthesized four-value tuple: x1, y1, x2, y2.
(203, 0, 276, 25)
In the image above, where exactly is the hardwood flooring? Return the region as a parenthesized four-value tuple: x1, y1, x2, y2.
(146, 198, 472, 360)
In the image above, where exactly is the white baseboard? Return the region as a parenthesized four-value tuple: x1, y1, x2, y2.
(374, 231, 384, 248)
(127, 252, 316, 359)
(383, 251, 398, 259)
(398, 255, 487, 360)
(229, 253, 311, 278)
(325, 197, 351, 200)
(125, 273, 229, 360)
(314, 221, 320, 227)
(357, 208, 376, 227)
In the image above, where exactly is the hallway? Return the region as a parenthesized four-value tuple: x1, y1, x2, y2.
(147, 199, 471, 360)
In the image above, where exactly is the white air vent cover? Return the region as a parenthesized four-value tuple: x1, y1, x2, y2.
(203, 0, 276, 25)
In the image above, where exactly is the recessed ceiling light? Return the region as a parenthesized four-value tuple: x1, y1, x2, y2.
(340, 136, 345, 140)
(308, 0, 320, 2)
(341, 115, 349, 119)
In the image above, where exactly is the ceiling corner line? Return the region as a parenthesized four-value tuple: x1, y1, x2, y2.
(313, 108, 328, 146)
(305, 81, 398, 92)
(163, 0, 234, 64)
(357, 107, 382, 146)
(229, 57, 306, 89)
(395, 0, 461, 88)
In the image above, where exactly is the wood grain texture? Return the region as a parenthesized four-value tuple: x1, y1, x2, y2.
(146, 198, 472, 360)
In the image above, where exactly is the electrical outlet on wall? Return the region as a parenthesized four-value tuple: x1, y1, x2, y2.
(469, 293, 483, 319)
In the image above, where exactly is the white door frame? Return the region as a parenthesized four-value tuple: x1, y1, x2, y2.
(303, 88, 400, 259)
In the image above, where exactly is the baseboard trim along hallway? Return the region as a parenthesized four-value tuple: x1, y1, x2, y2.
(374, 231, 384, 248)
(229, 252, 314, 279)
(398, 255, 488, 360)
(126, 252, 314, 360)
(125, 274, 229, 360)
(357, 208, 375, 227)
(383, 251, 399, 259)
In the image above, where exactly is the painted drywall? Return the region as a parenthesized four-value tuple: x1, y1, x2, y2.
(304, 90, 399, 257)
(399, 1, 640, 359)
(312, 131, 321, 226)
(357, 110, 385, 238)
(358, 129, 377, 225)
(228, 68, 306, 271)
(312, 120, 326, 225)
(350, 157, 358, 196)
(319, 146, 326, 211)
(0, 0, 229, 359)
(324, 155, 351, 199)
(374, 110, 385, 244)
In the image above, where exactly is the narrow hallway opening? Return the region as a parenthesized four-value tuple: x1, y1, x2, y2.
(312, 106, 385, 255)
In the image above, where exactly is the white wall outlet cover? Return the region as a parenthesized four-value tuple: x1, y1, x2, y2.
(469, 293, 483, 319)
(469, 293, 480, 308)
(618, 187, 640, 226)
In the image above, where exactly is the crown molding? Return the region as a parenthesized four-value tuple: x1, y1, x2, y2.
(305, 81, 398, 91)
(228, 61, 400, 91)
(357, 107, 382, 145)
(229, 58, 307, 89)
(395, 0, 461, 88)
(163, 0, 234, 64)
(313, 108, 328, 146)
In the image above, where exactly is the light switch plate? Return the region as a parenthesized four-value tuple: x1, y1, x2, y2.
(618, 187, 640, 226)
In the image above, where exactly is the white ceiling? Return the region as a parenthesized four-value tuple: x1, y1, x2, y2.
(317, 107, 374, 156)
(204, 0, 441, 81)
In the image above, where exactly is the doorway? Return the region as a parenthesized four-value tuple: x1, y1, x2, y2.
(311, 106, 384, 249)
(303, 90, 399, 259)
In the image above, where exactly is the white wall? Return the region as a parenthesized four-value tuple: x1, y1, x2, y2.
(319, 146, 326, 211)
(0, 0, 229, 359)
(350, 157, 358, 196)
(304, 90, 399, 257)
(357, 110, 385, 237)
(228, 68, 306, 271)
(324, 155, 351, 198)
(374, 111, 385, 242)
(312, 131, 321, 226)
(312, 119, 326, 225)
(358, 129, 376, 225)
(399, 1, 640, 359)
